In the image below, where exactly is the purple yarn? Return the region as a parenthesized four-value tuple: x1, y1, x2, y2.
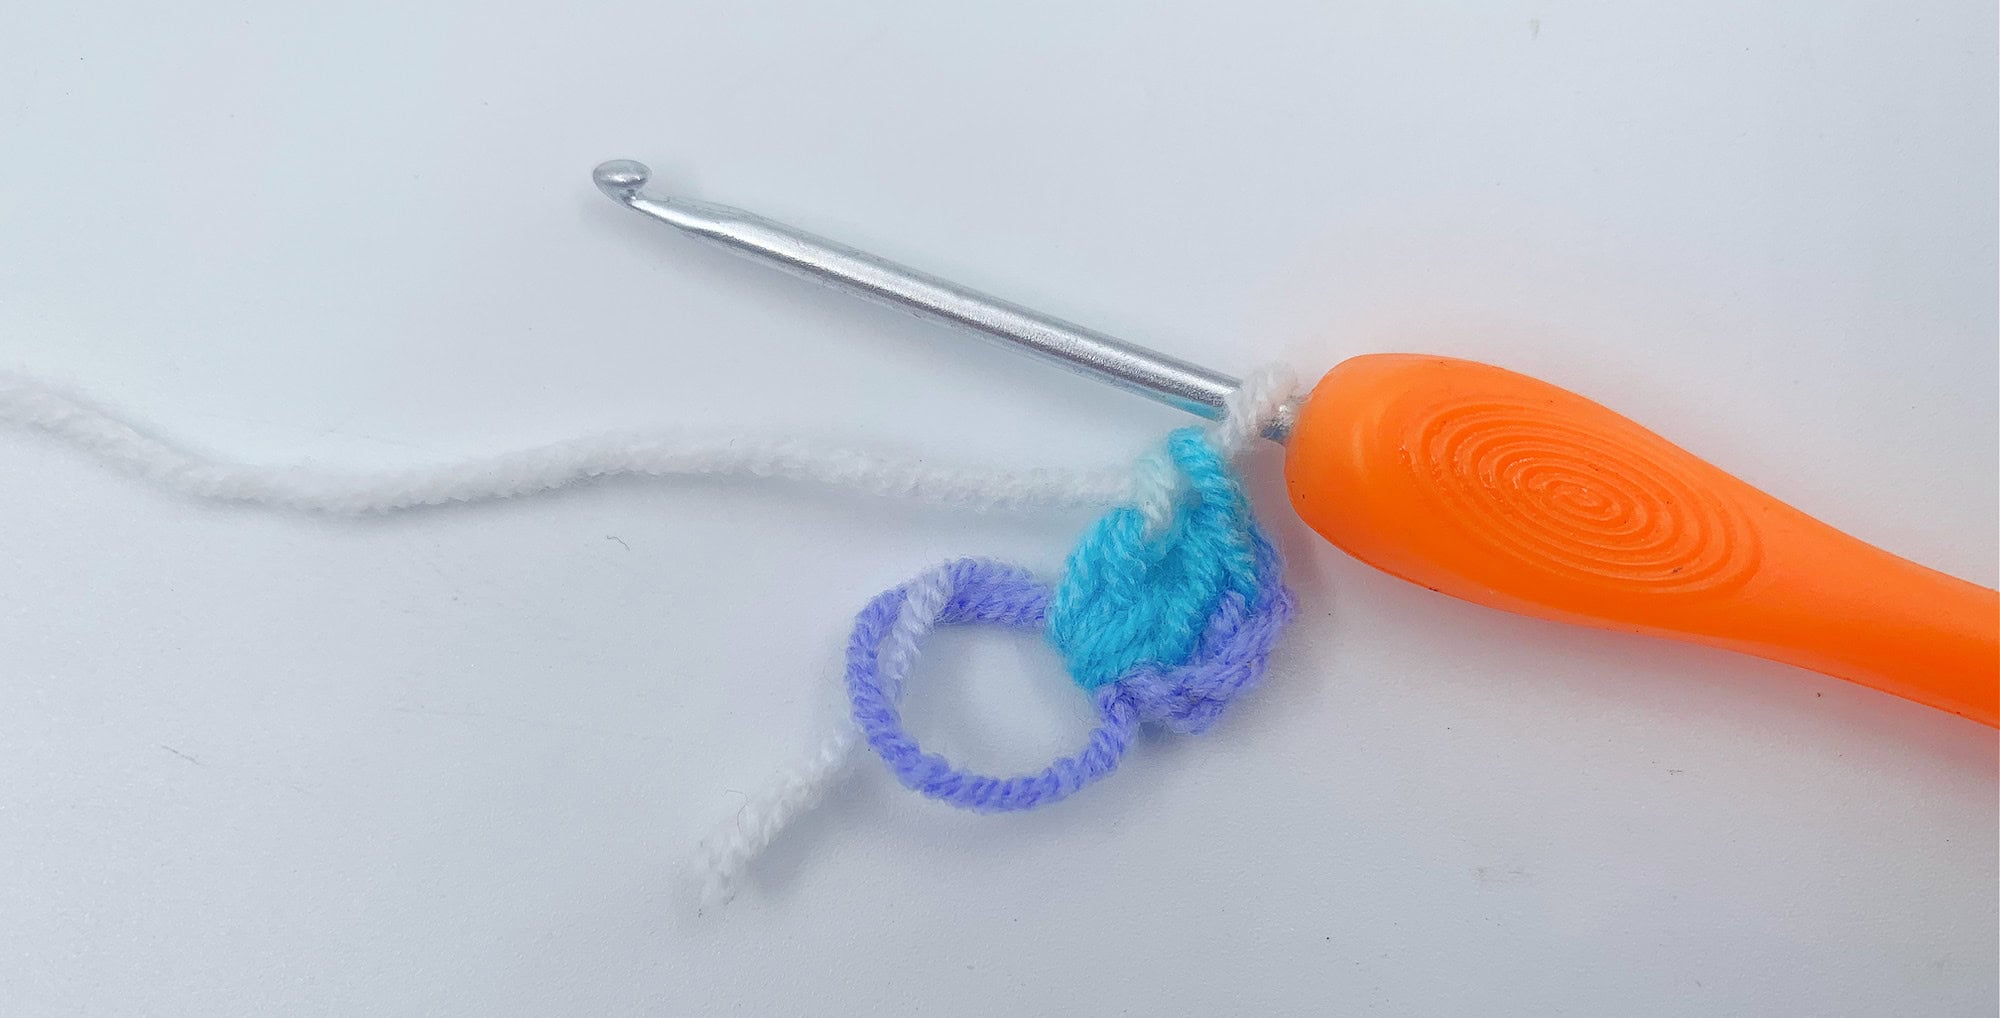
(1111, 531, 1293, 736)
(844, 537, 1292, 813)
(843, 559, 1138, 813)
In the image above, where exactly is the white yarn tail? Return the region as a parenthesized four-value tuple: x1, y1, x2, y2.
(0, 371, 1129, 514)
(689, 727, 860, 908)
(687, 565, 955, 906)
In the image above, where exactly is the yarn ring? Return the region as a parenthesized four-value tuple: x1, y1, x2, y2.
(844, 558, 1142, 813)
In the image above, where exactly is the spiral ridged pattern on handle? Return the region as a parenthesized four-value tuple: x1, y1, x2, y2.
(1285, 354, 1999, 726)
(1413, 398, 1760, 595)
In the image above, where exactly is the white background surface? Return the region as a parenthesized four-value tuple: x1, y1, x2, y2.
(2, 3, 1994, 1015)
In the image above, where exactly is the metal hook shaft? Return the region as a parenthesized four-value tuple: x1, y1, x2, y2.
(592, 160, 1288, 441)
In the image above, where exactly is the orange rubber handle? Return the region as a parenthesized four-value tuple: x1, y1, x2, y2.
(1284, 354, 1999, 727)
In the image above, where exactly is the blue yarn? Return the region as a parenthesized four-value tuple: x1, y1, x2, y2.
(845, 428, 1294, 812)
(1046, 428, 1264, 689)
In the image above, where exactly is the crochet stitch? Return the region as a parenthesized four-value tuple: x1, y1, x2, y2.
(845, 519, 1290, 813)
(693, 369, 1299, 904)
(1047, 428, 1267, 690)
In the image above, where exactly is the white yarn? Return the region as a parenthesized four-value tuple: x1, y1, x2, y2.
(0, 365, 1298, 908)
(1213, 363, 1300, 458)
(0, 371, 1130, 514)
(687, 567, 953, 908)
(1125, 363, 1298, 533)
(687, 366, 1299, 905)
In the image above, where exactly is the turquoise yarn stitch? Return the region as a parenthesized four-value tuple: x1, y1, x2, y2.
(1046, 428, 1265, 690)
(844, 421, 1294, 814)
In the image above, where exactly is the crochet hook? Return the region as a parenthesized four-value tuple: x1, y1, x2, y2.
(593, 159, 1999, 729)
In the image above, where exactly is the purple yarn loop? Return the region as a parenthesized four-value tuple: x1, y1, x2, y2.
(844, 536, 1292, 813)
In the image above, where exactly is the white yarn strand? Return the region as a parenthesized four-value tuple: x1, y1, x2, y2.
(1212, 363, 1299, 457)
(688, 726, 859, 908)
(0, 371, 1129, 514)
(687, 567, 955, 907)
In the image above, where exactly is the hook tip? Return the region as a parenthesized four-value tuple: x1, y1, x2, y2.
(592, 160, 652, 202)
